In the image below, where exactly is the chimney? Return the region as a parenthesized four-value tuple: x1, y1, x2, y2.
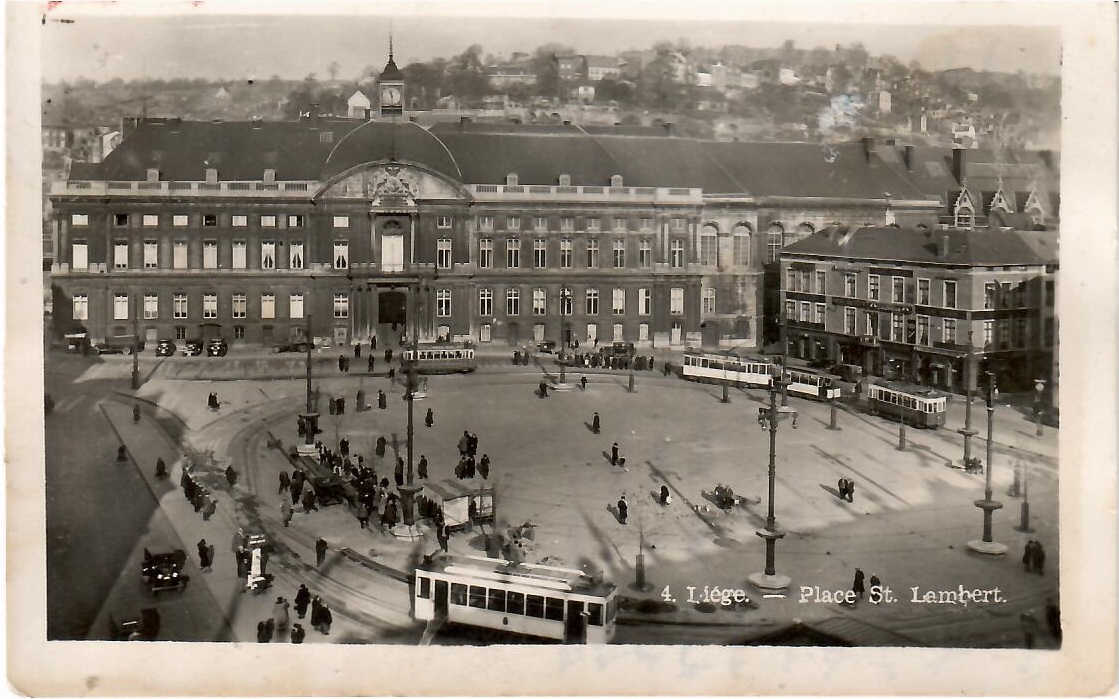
(664, 122, 675, 136)
(937, 230, 950, 258)
(459, 116, 470, 132)
(951, 147, 967, 184)
(563, 119, 571, 126)
(862, 136, 877, 164)
(903, 145, 916, 171)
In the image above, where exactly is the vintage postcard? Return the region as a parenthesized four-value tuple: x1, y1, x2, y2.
(7, 0, 1116, 695)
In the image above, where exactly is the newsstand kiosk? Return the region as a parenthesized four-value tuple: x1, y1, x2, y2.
(237, 527, 273, 594)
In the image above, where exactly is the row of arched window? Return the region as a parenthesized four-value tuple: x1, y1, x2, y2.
(696, 221, 817, 267)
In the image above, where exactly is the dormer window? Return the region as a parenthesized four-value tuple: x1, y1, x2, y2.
(146, 168, 160, 183)
(953, 188, 976, 230)
(558, 174, 571, 186)
(610, 175, 623, 188)
(506, 173, 519, 186)
(205, 168, 218, 184)
(263, 169, 276, 184)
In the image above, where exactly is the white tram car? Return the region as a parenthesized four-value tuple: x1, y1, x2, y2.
(414, 553, 617, 644)
(681, 351, 776, 389)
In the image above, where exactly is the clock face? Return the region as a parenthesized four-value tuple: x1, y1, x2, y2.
(382, 86, 401, 104)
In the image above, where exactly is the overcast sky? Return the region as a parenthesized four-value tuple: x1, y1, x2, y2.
(38, 2, 1062, 83)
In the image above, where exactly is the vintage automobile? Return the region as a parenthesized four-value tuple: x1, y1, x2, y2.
(207, 338, 228, 357)
(141, 548, 189, 593)
(154, 339, 177, 357)
(274, 340, 312, 353)
(180, 339, 204, 357)
(535, 340, 558, 354)
(93, 335, 144, 355)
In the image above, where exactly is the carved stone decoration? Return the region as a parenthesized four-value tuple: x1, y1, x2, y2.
(371, 165, 419, 208)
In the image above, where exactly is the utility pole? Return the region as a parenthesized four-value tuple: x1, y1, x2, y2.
(968, 370, 1006, 555)
(130, 292, 140, 390)
(297, 314, 319, 456)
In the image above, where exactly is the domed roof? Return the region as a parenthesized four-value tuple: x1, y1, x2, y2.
(322, 121, 463, 182)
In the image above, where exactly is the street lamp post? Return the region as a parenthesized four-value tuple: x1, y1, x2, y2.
(958, 332, 979, 470)
(396, 284, 425, 534)
(627, 346, 636, 393)
(296, 314, 320, 456)
(968, 370, 1007, 555)
(748, 377, 794, 591)
(721, 352, 730, 404)
(130, 292, 140, 390)
(1034, 378, 1046, 437)
(1016, 459, 1034, 533)
(555, 288, 572, 390)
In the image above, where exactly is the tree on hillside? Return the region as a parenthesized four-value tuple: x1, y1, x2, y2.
(446, 45, 490, 102)
(530, 43, 574, 100)
(402, 60, 446, 109)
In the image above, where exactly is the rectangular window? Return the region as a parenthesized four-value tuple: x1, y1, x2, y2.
(844, 307, 857, 334)
(468, 586, 486, 609)
(639, 288, 651, 316)
(786, 268, 797, 292)
(917, 315, 930, 345)
(437, 289, 451, 317)
(670, 240, 684, 268)
(670, 287, 684, 315)
(526, 595, 545, 618)
(71, 214, 89, 226)
(260, 215, 277, 227)
(533, 217, 548, 231)
(231, 293, 247, 319)
(225, 240, 244, 270)
(233, 325, 245, 340)
(203, 293, 218, 319)
(203, 241, 218, 269)
(477, 215, 494, 231)
(982, 320, 994, 347)
(560, 238, 572, 268)
(487, 588, 506, 612)
(506, 238, 520, 268)
(702, 288, 716, 315)
(613, 288, 626, 315)
(844, 273, 857, 297)
(586, 217, 600, 231)
(479, 238, 493, 268)
(984, 283, 997, 310)
(231, 215, 247, 227)
(203, 214, 217, 227)
(261, 293, 275, 320)
(892, 277, 905, 303)
(699, 234, 717, 266)
(436, 216, 451, 229)
(288, 242, 304, 269)
(586, 239, 599, 268)
(174, 326, 187, 340)
(943, 280, 957, 309)
(545, 598, 564, 621)
(1015, 318, 1028, 348)
(814, 302, 825, 324)
(533, 239, 547, 268)
(997, 318, 1010, 348)
(334, 293, 349, 319)
(114, 293, 129, 320)
(173, 241, 187, 269)
(639, 239, 652, 268)
(172, 214, 188, 227)
(891, 313, 904, 342)
(114, 213, 129, 227)
(478, 288, 493, 317)
(289, 293, 304, 319)
(173, 293, 188, 319)
(437, 238, 453, 269)
(943, 318, 956, 344)
(868, 275, 880, 301)
(72, 294, 88, 320)
(612, 239, 626, 268)
(144, 294, 158, 320)
(785, 300, 796, 320)
(641, 218, 654, 231)
(585, 288, 599, 315)
(560, 217, 573, 232)
(332, 215, 349, 228)
(142, 214, 159, 227)
(506, 591, 525, 615)
(450, 583, 467, 606)
(864, 311, 876, 336)
(333, 241, 349, 269)
(507, 216, 520, 230)
(533, 288, 546, 316)
(816, 270, 827, 294)
(144, 240, 158, 268)
(288, 214, 304, 228)
(917, 279, 930, 305)
(799, 301, 810, 322)
(506, 288, 520, 316)
(114, 241, 129, 269)
(261, 241, 276, 269)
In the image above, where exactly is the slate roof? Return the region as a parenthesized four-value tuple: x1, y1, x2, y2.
(784, 225, 1057, 266)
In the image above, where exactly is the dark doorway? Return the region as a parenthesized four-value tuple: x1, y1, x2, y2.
(379, 290, 407, 327)
(564, 600, 586, 644)
(434, 580, 449, 617)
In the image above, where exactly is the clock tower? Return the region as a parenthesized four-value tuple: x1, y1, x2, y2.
(379, 39, 404, 117)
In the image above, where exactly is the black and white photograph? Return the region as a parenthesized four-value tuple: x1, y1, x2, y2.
(8, 0, 1116, 695)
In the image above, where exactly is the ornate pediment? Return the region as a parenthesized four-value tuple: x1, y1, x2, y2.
(318, 164, 467, 203)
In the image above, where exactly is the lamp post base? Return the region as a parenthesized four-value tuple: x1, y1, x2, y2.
(966, 539, 1008, 555)
(747, 572, 792, 590)
(296, 442, 318, 457)
(389, 522, 429, 540)
(552, 381, 573, 391)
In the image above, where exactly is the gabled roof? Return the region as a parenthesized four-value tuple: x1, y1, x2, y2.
(784, 225, 1056, 266)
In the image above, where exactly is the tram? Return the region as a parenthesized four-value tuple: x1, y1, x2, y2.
(414, 553, 617, 644)
(866, 380, 947, 429)
(400, 343, 477, 374)
(680, 350, 776, 389)
(784, 368, 842, 401)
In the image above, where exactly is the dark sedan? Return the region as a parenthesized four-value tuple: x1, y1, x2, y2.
(274, 340, 312, 353)
(155, 339, 177, 357)
(179, 339, 204, 357)
(206, 339, 228, 357)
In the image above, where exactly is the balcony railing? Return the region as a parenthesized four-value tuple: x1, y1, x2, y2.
(467, 184, 702, 203)
(52, 180, 321, 197)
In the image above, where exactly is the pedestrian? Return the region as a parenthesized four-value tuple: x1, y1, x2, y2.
(340, 438, 349, 457)
(869, 574, 881, 595)
(354, 343, 361, 359)
(837, 478, 848, 500)
(425, 407, 434, 427)
(611, 442, 619, 467)
(388, 367, 396, 391)
(302, 487, 318, 513)
(368, 355, 376, 372)
(154, 457, 167, 479)
(1023, 540, 1035, 572)
(202, 497, 217, 521)
(256, 621, 270, 643)
(458, 431, 470, 457)
(225, 465, 237, 488)
(376, 435, 387, 457)
(315, 538, 328, 567)
(235, 547, 248, 592)
(371, 335, 378, 352)
(356, 502, 370, 529)
(197, 539, 212, 572)
(290, 478, 303, 505)
(294, 584, 311, 619)
(846, 480, 855, 503)
(281, 499, 293, 527)
(436, 520, 449, 553)
(852, 568, 866, 601)
(479, 454, 490, 480)
(580, 375, 588, 391)
(617, 495, 628, 524)
(378, 390, 387, 410)
(468, 433, 478, 457)
(592, 412, 600, 434)
(278, 470, 290, 494)
(338, 354, 346, 372)
(265, 617, 275, 642)
(385, 348, 393, 364)
(310, 596, 323, 629)
(317, 601, 333, 635)
(418, 455, 429, 480)
(455, 456, 465, 480)
(290, 623, 306, 644)
(539, 381, 548, 398)
(659, 484, 672, 506)
(1033, 542, 1046, 575)
(117, 444, 128, 462)
(394, 457, 404, 486)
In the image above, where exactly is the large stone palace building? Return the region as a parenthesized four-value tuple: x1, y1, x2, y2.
(48, 56, 1058, 356)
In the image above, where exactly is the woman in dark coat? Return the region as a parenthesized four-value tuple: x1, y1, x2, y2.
(294, 584, 311, 619)
(197, 539, 212, 572)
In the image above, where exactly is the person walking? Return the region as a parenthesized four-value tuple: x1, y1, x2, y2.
(281, 499, 294, 528)
(367, 354, 376, 373)
(388, 366, 396, 391)
(290, 478, 303, 506)
(378, 390, 387, 410)
(384, 348, 393, 364)
(458, 431, 471, 457)
(197, 539, 213, 572)
(338, 354, 347, 372)
(356, 502, 370, 529)
(837, 478, 848, 501)
(294, 584, 311, 619)
(302, 487, 318, 513)
(202, 497, 217, 521)
(580, 375, 588, 391)
(479, 454, 490, 480)
(394, 457, 405, 487)
(617, 495, 628, 524)
(278, 470, 290, 494)
(611, 443, 620, 467)
(224, 465, 238, 488)
(339, 438, 349, 457)
(316, 601, 333, 635)
(659, 485, 672, 506)
(154, 457, 168, 479)
(290, 623, 306, 644)
(436, 520, 449, 553)
(1033, 542, 1046, 575)
(310, 596, 323, 631)
(852, 568, 866, 601)
(869, 574, 881, 596)
(592, 412, 601, 434)
(315, 538, 328, 567)
(418, 455, 429, 480)
(845, 480, 856, 503)
(256, 621, 270, 643)
(354, 343, 361, 359)
(1023, 540, 1036, 572)
(425, 407, 434, 428)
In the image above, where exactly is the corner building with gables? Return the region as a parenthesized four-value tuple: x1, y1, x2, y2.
(48, 58, 1058, 354)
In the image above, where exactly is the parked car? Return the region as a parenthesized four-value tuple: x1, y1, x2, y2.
(274, 340, 312, 353)
(206, 338, 228, 357)
(600, 341, 635, 359)
(93, 335, 145, 355)
(155, 339, 177, 357)
(180, 339, 204, 357)
(535, 340, 557, 354)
